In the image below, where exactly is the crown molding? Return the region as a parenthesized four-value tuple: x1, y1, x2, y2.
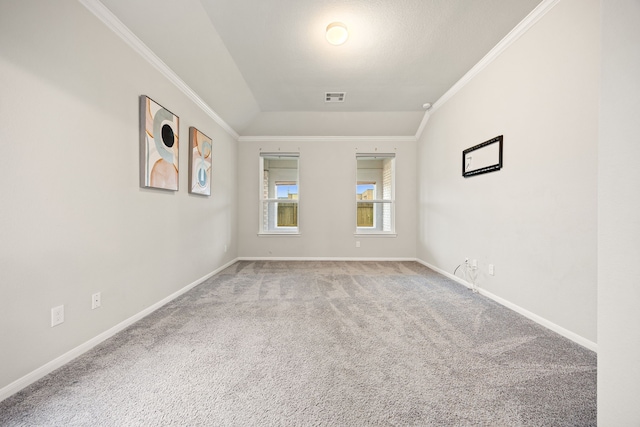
(238, 135, 417, 143)
(414, 111, 431, 141)
(78, 0, 240, 140)
(81, 0, 559, 144)
(429, 0, 561, 115)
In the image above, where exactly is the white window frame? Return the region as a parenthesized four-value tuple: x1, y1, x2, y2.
(259, 153, 300, 235)
(274, 181, 298, 231)
(355, 154, 396, 236)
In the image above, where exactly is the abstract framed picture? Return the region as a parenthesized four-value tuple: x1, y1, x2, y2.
(188, 127, 213, 196)
(140, 95, 179, 190)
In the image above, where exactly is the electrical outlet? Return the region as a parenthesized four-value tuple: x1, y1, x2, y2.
(488, 264, 495, 275)
(356, 241, 361, 248)
(92, 292, 101, 309)
(471, 259, 478, 269)
(224, 244, 227, 253)
(51, 305, 64, 327)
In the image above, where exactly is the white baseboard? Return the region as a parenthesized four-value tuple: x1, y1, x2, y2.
(238, 257, 417, 262)
(415, 259, 598, 353)
(2, 256, 596, 403)
(0, 258, 239, 403)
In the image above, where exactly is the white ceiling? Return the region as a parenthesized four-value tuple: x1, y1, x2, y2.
(99, 0, 543, 136)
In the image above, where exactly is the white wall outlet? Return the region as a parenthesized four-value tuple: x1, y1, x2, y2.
(51, 305, 64, 327)
(488, 264, 495, 275)
(356, 241, 361, 248)
(92, 292, 101, 309)
(471, 259, 478, 269)
(224, 244, 227, 253)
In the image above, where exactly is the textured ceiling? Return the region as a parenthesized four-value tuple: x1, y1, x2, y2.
(99, 0, 543, 135)
(200, 0, 543, 113)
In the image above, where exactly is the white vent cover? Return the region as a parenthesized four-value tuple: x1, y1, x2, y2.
(325, 92, 345, 103)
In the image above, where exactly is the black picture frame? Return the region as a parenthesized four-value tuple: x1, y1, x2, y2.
(462, 135, 503, 177)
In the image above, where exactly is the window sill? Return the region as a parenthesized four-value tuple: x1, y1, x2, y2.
(258, 232, 301, 237)
(353, 232, 397, 238)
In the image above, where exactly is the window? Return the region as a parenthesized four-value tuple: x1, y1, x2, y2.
(260, 153, 299, 234)
(356, 154, 395, 234)
(356, 182, 376, 227)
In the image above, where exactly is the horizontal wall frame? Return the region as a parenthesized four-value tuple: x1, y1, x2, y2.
(0, 258, 239, 403)
(415, 259, 597, 353)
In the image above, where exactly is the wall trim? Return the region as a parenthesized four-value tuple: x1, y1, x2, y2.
(0, 258, 239, 403)
(78, 0, 240, 140)
(1, 255, 597, 402)
(428, 0, 560, 116)
(414, 111, 431, 141)
(238, 257, 416, 262)
(238, 135, 417, 143)
(79, 0, 559, 144)
(238, 257, 597, 352)
(415, 259, 598, 353)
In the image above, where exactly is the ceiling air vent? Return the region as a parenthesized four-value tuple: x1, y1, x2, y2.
(325, 92, 345, 103)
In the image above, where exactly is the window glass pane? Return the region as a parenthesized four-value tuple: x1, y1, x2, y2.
(261, 200, 298, 231)
(277, 201, 298, 227)
(356, 182, 375, 227)
(261, 154, 299, 233)
(356, 155, 394, 233)
(276, 183, 298, 199)
(356, 201, 391, 231)
(356, 183, 375, 200)
(262, 157, 298, 199)
(357, 202, 374, 227)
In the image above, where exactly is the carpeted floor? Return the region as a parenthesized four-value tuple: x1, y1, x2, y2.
(0, 261, 596, 426)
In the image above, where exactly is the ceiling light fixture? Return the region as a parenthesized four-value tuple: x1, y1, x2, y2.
(326, 22, 348, 46)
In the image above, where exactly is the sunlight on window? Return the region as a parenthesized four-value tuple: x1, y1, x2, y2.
(356, 182, 375, 227)
(356, 155, 395, 234)
(260, 154, 299, 234)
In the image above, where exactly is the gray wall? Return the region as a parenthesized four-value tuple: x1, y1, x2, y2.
(598, 0, 640, 424)
(237, 139, 417, 259)
(0, 1, 238, 391)
(4, 1, 640, 420)
(416, 0, 599, 344)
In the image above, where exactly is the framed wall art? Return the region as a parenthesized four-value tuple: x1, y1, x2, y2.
(188, 127, 212, 196)
(462, 135, 503, 178)
(140, 95, 179, 190)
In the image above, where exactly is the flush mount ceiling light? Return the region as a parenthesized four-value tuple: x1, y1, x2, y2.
(326, 22, 348, 46)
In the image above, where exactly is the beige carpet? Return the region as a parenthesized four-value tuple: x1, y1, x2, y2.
(0, 261, 596, 426)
